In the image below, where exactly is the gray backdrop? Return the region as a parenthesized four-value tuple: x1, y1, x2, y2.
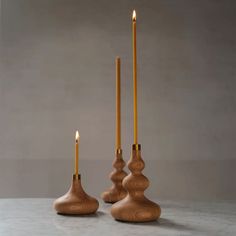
(0, 0, 235, 200)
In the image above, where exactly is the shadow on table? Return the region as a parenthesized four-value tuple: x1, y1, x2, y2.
(116, 217, 196, 232)
(156, 218, 195, 231)
(57, 210, 106, 218)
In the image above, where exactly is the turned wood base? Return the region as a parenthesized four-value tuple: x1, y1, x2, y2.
(53, 174, 99, 215)
(111, 144, 161, 222)
(111, 196, 161, 222)
(101, 149, 127, 203)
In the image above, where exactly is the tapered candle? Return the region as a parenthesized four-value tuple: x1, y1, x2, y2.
(132, 10, 138, 144)
(75, 130, 80, 176)
(116, 57, 121, 150)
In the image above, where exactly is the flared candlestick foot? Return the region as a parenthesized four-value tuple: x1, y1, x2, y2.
(111, 196, 161, 222)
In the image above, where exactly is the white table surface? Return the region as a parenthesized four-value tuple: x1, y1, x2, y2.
(0, 198, 235, 236)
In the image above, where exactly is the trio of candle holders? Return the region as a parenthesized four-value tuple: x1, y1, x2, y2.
(54, 10, 161, 223)
(53, 142, 161, 222)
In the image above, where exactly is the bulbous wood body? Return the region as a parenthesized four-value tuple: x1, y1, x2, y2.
(54, 174, 99, 215)
(111, 144, 161, 222)
(101, 149, 127, 203)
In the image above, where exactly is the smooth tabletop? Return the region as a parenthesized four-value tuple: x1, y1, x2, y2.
(0, 199, 235, 236)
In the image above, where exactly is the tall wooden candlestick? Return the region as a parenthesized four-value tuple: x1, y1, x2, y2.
(101, 57, 127, 203)
(133, 10, 138, 144)
(111, 10, 161, 222)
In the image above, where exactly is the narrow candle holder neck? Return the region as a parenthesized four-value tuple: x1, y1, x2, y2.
(132, 144, 141, 151)
(73, 174, 80, 180)
(115, 148, 122, 155)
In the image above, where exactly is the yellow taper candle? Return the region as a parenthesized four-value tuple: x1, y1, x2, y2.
(132, 10, 138, 144)
(75, 130, 80, 176)
(116, 57, 121, 150)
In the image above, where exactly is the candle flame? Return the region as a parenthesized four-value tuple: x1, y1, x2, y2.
(75, 130, 80, 142)
(132, 10, 136, 21)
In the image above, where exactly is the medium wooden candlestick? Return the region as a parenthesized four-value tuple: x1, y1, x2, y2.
(111, 144, 161, 222)
(54, 174, 99, 215)
(101, 149, 127, 203)
(101, 57, 127, 203)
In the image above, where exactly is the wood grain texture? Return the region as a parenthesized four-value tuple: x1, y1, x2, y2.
(53, 174, 99, 215)
(111, 144, 161, 222)
(101, 149, 127, 203)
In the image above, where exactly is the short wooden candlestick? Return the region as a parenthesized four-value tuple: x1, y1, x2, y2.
(54, 174, 99, 215)
(111, 144, 161, 222)
(101, 149, 127, 203)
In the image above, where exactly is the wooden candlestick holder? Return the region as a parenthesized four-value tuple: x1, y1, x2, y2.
(54, 174, 99, 215)
(111, 144, 161, 222)
(101, 149, 127, 203)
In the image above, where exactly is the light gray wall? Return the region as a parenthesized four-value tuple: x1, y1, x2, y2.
(0, 0, 235, 200)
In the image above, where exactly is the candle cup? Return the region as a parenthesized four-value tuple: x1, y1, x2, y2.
(54, 174, 99, 215)
(111, 144, 161, 222)
(101, 149, 127, 203)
